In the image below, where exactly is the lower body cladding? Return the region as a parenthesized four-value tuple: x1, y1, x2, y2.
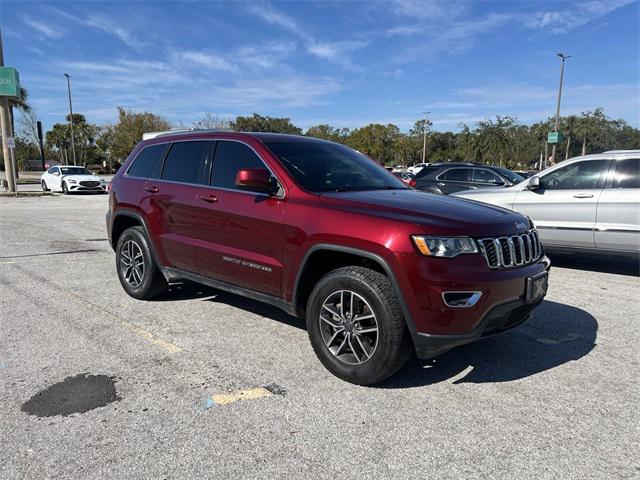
(398, 254, 551, 359)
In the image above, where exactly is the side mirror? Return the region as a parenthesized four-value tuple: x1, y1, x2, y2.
(235, 168, 277, 194)
(527, 176, 541, 190)
(53, 171, 60, 176)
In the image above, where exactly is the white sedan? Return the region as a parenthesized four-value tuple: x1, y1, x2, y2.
(41, 166, 108, 194)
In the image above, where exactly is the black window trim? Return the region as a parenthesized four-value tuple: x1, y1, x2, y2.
(129, 138, 286, 198)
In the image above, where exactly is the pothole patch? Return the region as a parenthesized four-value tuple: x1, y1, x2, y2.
(21, 374, 121, 417)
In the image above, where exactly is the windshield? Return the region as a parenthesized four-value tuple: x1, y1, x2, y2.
(264, 140, 408, 193)
(60, 167, 91, 175)
(494, 167, 524, 184)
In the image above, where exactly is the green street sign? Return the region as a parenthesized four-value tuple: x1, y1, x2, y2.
(0, 67, 21, 98)
(547, 131, 564, 144)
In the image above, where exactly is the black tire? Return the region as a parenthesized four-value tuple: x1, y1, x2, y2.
(61, 182, 69, 194)
(306, 266, 412, 385)
(41, 180, 48, 192)
(115, 226, 167, 300)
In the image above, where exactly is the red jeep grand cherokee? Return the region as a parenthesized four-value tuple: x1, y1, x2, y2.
(107, 131, 550, 385)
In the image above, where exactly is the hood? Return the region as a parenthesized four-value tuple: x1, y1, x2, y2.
(319, 189, 529, 237)
(61, 174, 102, 182)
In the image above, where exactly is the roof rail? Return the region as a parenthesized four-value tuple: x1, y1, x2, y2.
(142, 128, 235, 140)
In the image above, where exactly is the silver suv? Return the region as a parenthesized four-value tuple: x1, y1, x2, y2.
(453, 150, 640, 257)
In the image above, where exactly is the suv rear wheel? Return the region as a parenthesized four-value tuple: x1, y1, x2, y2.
(115, 226, 167, 300)
(306, 266, 411, 385)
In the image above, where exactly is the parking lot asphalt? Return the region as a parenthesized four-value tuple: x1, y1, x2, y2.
(1, 194, 638, 479)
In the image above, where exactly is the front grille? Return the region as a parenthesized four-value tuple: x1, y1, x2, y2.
(79, 181, 101, 188)
(478, 230, 542, 269)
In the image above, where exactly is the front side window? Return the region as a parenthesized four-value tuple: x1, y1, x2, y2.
(473, 168, 503, 184)
(127, 144, 167, 179)
(161, 141, 208, 184)
(440, 168, 472, 182)
(60, 167, 91, 175)
(611, 159, 640, 189)
(540, 160, 610, 190)
(47, 167, 57, 174)
(264, 140, 406, 192)
(211, 141, 266, 189)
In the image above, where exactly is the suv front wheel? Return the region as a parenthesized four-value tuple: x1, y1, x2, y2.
(115, 226, 167, 300)
(306, 266, 411, 385)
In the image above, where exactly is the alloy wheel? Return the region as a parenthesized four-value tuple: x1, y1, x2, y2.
(319, 289, 379, 365)
(120, 240, 145, 288)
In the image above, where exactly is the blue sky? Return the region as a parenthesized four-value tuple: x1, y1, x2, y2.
(4, 0, 639, 132)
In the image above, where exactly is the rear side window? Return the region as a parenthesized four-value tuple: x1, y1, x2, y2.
(127, 144, 167, 179)
(440, 168, 472, 181)
(161, 141, 208, 184)
(612, 159, 640, 189)
(211, 141, 265, 189)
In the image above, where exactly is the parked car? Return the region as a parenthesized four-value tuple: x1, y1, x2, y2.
(393, 171, 413, 184)
(409, 163, 525, 195)
(107, 131, 549, 385)
(407, 162, 429, 175)
(41, 166, 107, 194)
(453, 151, 640, 258)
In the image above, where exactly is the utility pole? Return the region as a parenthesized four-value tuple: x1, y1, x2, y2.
(0, 28, 16, 193)
(64, 73, 77, 166)
(551, 53, 571, 165)
(421, 111, 431, 163)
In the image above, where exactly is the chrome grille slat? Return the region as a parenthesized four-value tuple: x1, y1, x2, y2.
(478, 230, 542, 270)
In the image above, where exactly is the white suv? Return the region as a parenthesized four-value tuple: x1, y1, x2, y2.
(453, 150, 640, 257)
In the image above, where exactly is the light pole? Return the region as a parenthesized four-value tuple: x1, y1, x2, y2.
(421, 111, 431, 163)
(64, 73, 77, 165)
(550, 53, 571, 166)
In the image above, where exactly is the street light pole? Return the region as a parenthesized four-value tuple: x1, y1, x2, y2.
(422, 111, 430, 163)
(64, 73, 77, 166)
(550, 53, 571, 166)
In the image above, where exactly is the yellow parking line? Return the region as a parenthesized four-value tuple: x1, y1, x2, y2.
(210, 387, 273, 406)
(62, 289, 183, 355)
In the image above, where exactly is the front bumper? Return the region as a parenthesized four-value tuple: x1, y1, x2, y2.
(413, 297, 543, 359)
(68, 183, 106, 192)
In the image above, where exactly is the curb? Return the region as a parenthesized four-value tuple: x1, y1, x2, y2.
(0, 192, 53, 197)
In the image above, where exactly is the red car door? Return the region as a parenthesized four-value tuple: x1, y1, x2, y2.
(144, 140, 212, 273)
(193, 140, 286, 297)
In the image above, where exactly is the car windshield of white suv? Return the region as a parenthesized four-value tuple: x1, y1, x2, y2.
(60, 167, 91, 175)
(265, 140, 408, 192)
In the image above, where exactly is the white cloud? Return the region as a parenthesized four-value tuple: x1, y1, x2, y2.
(22, 16, 63, 39)
(170, 50, 237, 72)
(83, 15, 145, 49)
(524, 0, 635, 34)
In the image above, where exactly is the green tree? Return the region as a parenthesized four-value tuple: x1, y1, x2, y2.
(231, 113, 302, 134)
(106, 107, 172, 161)
(345, 123, 401, 165)
(305, 124, 350, 143)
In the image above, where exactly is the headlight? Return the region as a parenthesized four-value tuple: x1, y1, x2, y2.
(67, 179, 77, 184)
(412, 236, 478, 258)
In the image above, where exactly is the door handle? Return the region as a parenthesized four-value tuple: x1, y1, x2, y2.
(199, 195, 218, 203)
(144, 185, 159, 193)
(573, 193, 593, 198)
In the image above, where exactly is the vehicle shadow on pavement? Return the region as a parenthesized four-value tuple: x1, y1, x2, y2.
(156, 281, 306, 330)
(378, 300, 598, 389)
(547, 253, 639, 276)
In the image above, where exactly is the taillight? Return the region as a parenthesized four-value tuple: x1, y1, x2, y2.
(409, 179, 417, 188)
